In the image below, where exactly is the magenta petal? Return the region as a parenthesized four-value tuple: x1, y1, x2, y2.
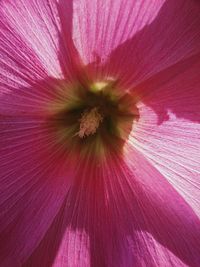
(0, 78, 60, 116)
(1, 0, 200, 266)
(22, 159, 135, 267)
(79, 0, 200, 86)
(0, 0, 79, 109)
(72, 0, 165, 71)
(132, 55, 200, 217)
(23, 202, 91, 267)
(0, 0, 68, 78)
(0, 116, 74, 265)
(121, 149, 200, 266)
(22, 152, 200, 267)
(0, 0, 83, 116)
(0, 0, 58, 116)
(0, 0, 60, 80)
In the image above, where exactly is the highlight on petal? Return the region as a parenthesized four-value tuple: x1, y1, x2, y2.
(0, 0, 80, 115)
(72, 0, 165, 69)
(73, 0, 200, 86)
(0, 0, 85, 117)
(131, 55, 200, 217)
(22, 196, 91, 267)
(121, 148, 200, 266)
(0, 0, 63, 78)
(0, 0, 200, 266)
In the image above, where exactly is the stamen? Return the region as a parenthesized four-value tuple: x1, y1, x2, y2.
(78, 107, 103, 138)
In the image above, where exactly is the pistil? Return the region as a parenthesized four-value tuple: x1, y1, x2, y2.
(78, 107, 103, 138)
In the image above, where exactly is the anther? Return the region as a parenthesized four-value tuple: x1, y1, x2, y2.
(78, 107, 103, 138)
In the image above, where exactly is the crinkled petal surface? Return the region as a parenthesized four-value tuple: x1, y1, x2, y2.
(131, 55, 200, 217)
(0, 0, 78, 79)
(0, 0, 200, 267)
(72, 0, 165, 65)
(0, 0, 81, 115)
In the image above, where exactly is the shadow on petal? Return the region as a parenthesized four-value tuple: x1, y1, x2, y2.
(97, 0, 200, 124)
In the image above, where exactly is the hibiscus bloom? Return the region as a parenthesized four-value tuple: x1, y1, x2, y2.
(1, 0, 200, 266)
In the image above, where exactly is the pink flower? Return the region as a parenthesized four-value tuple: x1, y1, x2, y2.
(0, 0, 200, 266)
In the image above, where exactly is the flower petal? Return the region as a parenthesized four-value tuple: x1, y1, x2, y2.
(23, 150, 200, 266)
(23, 157, 136, 267)
(0, 0, 81, 114)
(23, 201, 91, 267)
(0, 0, 72, 78)
(73, 0, 200, 86)
(132, 55, 200, 217)
(72, 0, 165, 67)
(106, 0, 200, 88)
(120, 148, 200, 266)
(0, 116, 74, 265)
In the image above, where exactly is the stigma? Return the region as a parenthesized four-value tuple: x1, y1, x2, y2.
(78, 107, 103, 138)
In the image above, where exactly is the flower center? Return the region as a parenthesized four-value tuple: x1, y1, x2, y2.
(78, 107, 103, 138)
(50, 79, 139, 158)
